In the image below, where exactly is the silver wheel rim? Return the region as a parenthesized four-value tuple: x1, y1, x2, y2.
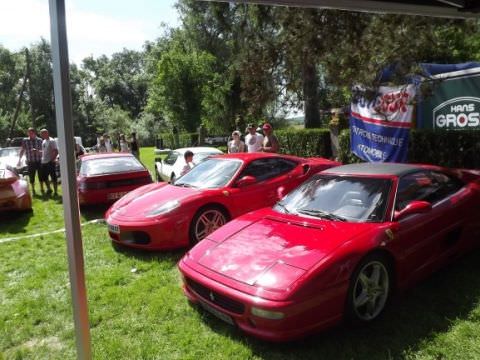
(352, 260, 389, 321)
(194, 209, 226, 242)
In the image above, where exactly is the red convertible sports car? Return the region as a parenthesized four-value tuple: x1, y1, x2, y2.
(105, 153, 339, 250)
(178, 163, 480, 341)
(0, 164, 32, 211)
(77, 153, 152, 205)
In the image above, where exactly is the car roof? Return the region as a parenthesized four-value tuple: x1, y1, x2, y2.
(173, 147, 223, 154)
(323, 162, 443, 177)
(211, 152, 304, 162)
(80, 153, 136, 161)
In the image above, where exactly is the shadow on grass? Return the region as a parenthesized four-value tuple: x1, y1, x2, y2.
(0, 210, 34, 234)
(199, 250, 480, 360)
(111, 242, 185, 264)
(80, 204, 110, 221)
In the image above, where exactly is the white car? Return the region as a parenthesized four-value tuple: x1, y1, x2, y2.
(0, 147, 27, 176)
(155, 147, 223, 182)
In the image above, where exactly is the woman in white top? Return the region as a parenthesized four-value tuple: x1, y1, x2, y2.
(227, 130, 245, 153)
(119, 134, 129, 153)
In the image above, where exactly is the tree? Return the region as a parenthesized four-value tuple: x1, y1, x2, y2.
(147, 31, 216, 133)
(82, 49, 148, 119)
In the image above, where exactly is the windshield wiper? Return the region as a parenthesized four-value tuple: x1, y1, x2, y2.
(174, 182, 196, 188)
(275, 201, 290, 214)
(297, 208, 346, 221)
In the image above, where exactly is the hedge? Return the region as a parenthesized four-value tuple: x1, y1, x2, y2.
(339, 129, 480, 168)
(276, 128, 332, 158)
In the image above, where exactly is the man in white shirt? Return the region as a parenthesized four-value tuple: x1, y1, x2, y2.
(244, 123, 264, 152)
(40, 128, 58, 196)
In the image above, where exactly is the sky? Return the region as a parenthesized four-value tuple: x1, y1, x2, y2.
(0, 0, 180, 64)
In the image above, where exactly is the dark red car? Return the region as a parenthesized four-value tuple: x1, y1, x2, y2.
(105, 153, 340, 250)
(178, 163, 480, 341)
(77, 153, 152, 205)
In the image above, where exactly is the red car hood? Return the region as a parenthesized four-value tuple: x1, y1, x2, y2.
(108, 182, 199, 221)
(195, 210, 375, 288)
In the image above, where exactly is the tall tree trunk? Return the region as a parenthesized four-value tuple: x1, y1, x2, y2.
(302, 61, 321, 128)
(9, 49, 30, 138)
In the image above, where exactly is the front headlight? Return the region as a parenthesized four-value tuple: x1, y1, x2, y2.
(145, 200, 180, 217)
(251, 307, 285, 320)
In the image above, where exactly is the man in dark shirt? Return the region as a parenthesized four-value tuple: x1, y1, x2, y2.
(18, 127, 43, 194)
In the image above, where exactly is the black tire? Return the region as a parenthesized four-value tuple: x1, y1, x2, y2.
(345, 253, 392, 323)
(189, 206, 228, 245)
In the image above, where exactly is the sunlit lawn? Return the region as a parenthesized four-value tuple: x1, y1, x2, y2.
(1, 147, 480, 359)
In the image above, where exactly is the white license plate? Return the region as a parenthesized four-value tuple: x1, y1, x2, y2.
(108, 223, 120, 234)
(199, 300, 234, 325)
(107, 191, 128, 200)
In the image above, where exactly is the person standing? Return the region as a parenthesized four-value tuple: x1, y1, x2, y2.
(130, 132, 140, 159)
(261, 123, 279, 153)
(227, 130, 246, 153)
(18, 127, 43, 194)
(119, 134, 129, 153)
(244, 123, 264, 153)
(39, 129, 59, 196)
(180, 150, 194, 177)
(104, 134, 113, 152)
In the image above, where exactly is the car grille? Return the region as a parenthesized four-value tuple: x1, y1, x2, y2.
(186, 277, 245, 315)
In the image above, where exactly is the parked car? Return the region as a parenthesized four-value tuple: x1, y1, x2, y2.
(0, 164, 32, 211)
(106, 153, 340, 250)
(155, 147, 223, 182)
(77, 153, 152, 205)
(178, 163, 480, 341)
(0, 147, 27, 176)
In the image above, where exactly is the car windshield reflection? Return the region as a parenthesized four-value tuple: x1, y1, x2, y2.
(174, 158, 242, 189)
(82, 157, 145, 176)
(274, 174, 392, 222)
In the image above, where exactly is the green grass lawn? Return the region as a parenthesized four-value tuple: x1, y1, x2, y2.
(2, 147, 480, 359)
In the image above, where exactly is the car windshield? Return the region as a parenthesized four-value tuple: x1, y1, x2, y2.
(174, 158, 242, 189)
(274, 174, 392, 222)
(0, 148, 20, 157)
(81, 156, 145, 176)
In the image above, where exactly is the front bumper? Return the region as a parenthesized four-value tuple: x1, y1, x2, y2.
(178, 259, 345, 342)
(106, 212, 190, 250)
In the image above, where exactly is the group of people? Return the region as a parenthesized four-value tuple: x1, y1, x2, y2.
(227, 123, 279, 154)
(17, 127, 58, 196)
(95, 133, 139, 158)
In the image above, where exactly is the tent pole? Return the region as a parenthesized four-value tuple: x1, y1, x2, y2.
(48, 0, 92, 359)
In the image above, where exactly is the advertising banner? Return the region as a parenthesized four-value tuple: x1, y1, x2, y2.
(350, 85, 416, 163)
(417, 70, 480, 130)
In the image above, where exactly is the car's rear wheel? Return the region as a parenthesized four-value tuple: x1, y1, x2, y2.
(346, 253, 391, 323)
(189, 206, 228, 245)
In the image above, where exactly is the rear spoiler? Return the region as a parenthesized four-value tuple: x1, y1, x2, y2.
(455, 168, 480, 183)
(0, 169, 18, 186)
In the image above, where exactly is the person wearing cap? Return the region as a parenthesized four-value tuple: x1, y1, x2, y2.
(245, 123, 264, 153)
(227, 130, 245, 153)
(261, 123, 279, 153)
(39, 128, 58, 196)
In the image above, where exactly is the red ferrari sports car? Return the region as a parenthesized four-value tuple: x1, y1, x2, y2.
(77, 153, 152, 205)
(178, 163, 480, 341)
(0, 165, 32, 211)
(105, 153, 340, 250)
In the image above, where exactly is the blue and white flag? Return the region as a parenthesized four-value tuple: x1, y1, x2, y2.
(350, 85, 416, 163)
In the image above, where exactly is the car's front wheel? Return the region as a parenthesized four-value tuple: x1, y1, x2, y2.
(346, 253, 391, 323)
(189, 206, 228, 245)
